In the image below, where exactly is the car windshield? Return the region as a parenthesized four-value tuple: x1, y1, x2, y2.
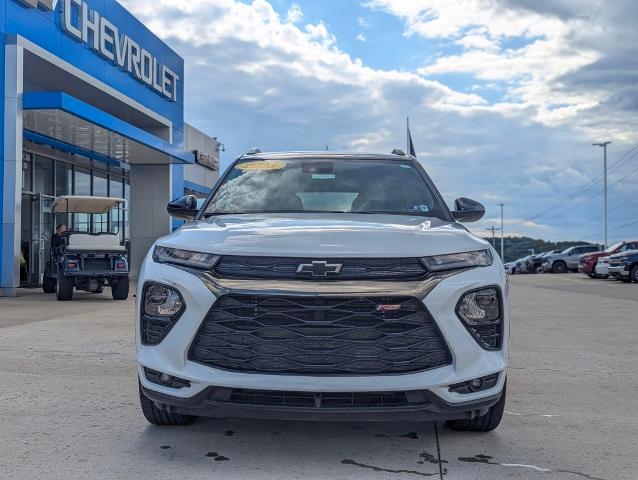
(605, 242, 623, 253)
(203, 158, 446, 218)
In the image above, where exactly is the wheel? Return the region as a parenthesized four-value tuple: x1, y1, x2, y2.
(631, 266, 638, 283)
(447, 382, 506, 432)
(42, 276, 57, 293)
(552, 261, 567, 274)
(139, 383, 196, 426)
(56, 271, 74, 301)
(111, 277, 129, 300)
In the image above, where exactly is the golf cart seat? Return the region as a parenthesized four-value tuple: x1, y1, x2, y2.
(65, 233, 127, 252)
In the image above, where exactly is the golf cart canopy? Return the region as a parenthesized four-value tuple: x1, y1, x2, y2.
(52, 196, 125, 214)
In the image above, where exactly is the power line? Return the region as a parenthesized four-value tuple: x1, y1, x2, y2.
(527, 149, 638, 223)
(514, 144, 638, 225)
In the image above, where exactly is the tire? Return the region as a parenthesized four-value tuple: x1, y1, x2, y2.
(139, 383, 196, 426)
(552, 261, 567, 274)
(56, 271, 74, 301)
(111, 277, 129, 300)
(631, 266, 638, 283)
(447, 382, 506, 432)
(43, 276, 57, 294)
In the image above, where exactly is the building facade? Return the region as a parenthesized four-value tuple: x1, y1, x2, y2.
(1, 0, 219, 296)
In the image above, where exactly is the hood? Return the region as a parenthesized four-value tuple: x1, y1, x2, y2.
(157, 213, 490, 258)
(610, 249, 638, 260)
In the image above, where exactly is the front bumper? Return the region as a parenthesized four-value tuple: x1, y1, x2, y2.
(608, 265, 629, 278)
(136, 252, 509, 419)
(140, 382, 504, 422)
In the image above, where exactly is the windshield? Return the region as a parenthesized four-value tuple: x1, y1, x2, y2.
(203, 158, 447, 218)
(605, 242, 623, 253)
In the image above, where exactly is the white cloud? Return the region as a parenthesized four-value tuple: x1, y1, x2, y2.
(356, 33, 367, 42)
(285, 3, 303, 23)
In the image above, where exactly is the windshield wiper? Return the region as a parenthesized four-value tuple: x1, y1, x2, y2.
(354, 210, 430, 216)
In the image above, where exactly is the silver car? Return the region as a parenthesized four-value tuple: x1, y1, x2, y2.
(542, 245, 602, 273)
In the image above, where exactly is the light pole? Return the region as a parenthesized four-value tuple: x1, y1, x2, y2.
(592, 141, 611, 248)
(498, 203, 504, 260)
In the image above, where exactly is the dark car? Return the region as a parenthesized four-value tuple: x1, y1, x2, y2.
(579, 241, 638, 278)
(525, 250, 559, 273)
(608, 249, 638, 283)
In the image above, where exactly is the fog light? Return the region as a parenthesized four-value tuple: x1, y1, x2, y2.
(144, 367, 190, 389)
(449, 373, 499, 394)
(469, 378, 484, 390)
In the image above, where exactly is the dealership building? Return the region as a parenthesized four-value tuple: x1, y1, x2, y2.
(1, 0, 220, 296)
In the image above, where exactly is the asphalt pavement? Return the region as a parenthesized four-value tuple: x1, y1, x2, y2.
(0, 274, 636, 479)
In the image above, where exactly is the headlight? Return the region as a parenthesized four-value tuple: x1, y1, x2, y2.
(456, 287, 503, 350)
(141, 283, 185, 345)
(153, 246, 219, 269)
(422, 249, 492, 272)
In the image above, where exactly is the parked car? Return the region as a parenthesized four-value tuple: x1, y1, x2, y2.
(542, 245, 602, 273)
(525, 251, 558, 273)
(512, 255, 532, 274)
(504, 262, 516, 274)
(579, 240, 638, 278)
(595, 256, 609, 278)
(608, 249, 638, 283)
(137, 151, 509, 432)
(43, 196, 130, 301)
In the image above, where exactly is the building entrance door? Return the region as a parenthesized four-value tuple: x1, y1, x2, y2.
(20, 193, 55, 286)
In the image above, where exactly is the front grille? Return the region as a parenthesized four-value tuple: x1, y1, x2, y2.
(188, 294, 452, 375)
(227, 389, 423, 408)
(213, 256, 428, 281)
(83, 257, 111, 271)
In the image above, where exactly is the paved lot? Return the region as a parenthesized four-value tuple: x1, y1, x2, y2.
(1, 274, 636, 480)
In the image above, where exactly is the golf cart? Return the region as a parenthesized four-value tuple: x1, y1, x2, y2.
(43, 196, 130, 301)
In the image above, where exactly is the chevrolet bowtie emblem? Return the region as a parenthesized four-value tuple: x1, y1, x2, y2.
(16, 0, 57, 10)
(296, 261, 343, 277)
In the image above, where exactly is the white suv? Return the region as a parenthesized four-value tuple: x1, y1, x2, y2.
(136, 152, 509, 432)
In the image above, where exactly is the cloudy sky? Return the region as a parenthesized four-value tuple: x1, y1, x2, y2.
(120, 0, 638, 243)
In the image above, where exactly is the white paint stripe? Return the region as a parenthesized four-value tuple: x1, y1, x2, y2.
(506, 411, 560, 417)
(501, 463, 551, 472)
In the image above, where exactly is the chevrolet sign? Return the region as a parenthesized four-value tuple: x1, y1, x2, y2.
(17, 0, 180, 102)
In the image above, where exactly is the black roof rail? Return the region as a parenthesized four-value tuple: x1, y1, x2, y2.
(246, 148, 262, 155)
(391, 148, 406, 156)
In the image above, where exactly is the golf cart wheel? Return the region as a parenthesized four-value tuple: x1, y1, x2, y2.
(43, 276, 57, 294)
(552, 261, 567, 274)
(112, 277, 129, 300)
(447, 382, 506, 432)
(56, 271, 74, 301)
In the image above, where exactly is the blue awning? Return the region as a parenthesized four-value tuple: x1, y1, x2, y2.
(22, 92, 194, 165)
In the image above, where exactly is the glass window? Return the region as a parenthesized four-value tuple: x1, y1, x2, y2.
(74, 213, 90, 233)
(93, 171, 108, 197)
(22, 154, 33, 192)
(74, 167, 91, 196)
(109, 176, 123, 198)
(204, 158, 444, 219)
(34, 155, 54, 195)
(56, 162, 73, 196)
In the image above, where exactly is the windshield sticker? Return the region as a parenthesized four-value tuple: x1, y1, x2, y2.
(400, 164, 412, 169)
(312, 173, 335, 180)
(406, 204, 430, 212)
(236, 160, 286, 171)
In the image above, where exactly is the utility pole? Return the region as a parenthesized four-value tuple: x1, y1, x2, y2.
(498, 203, 504, 260)
(592, 141, 611, 248)
(485, 226, 501, 249)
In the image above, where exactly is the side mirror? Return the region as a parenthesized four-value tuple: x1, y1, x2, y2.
(452, 197, 485, 223)
(167, 195, 198, 220)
